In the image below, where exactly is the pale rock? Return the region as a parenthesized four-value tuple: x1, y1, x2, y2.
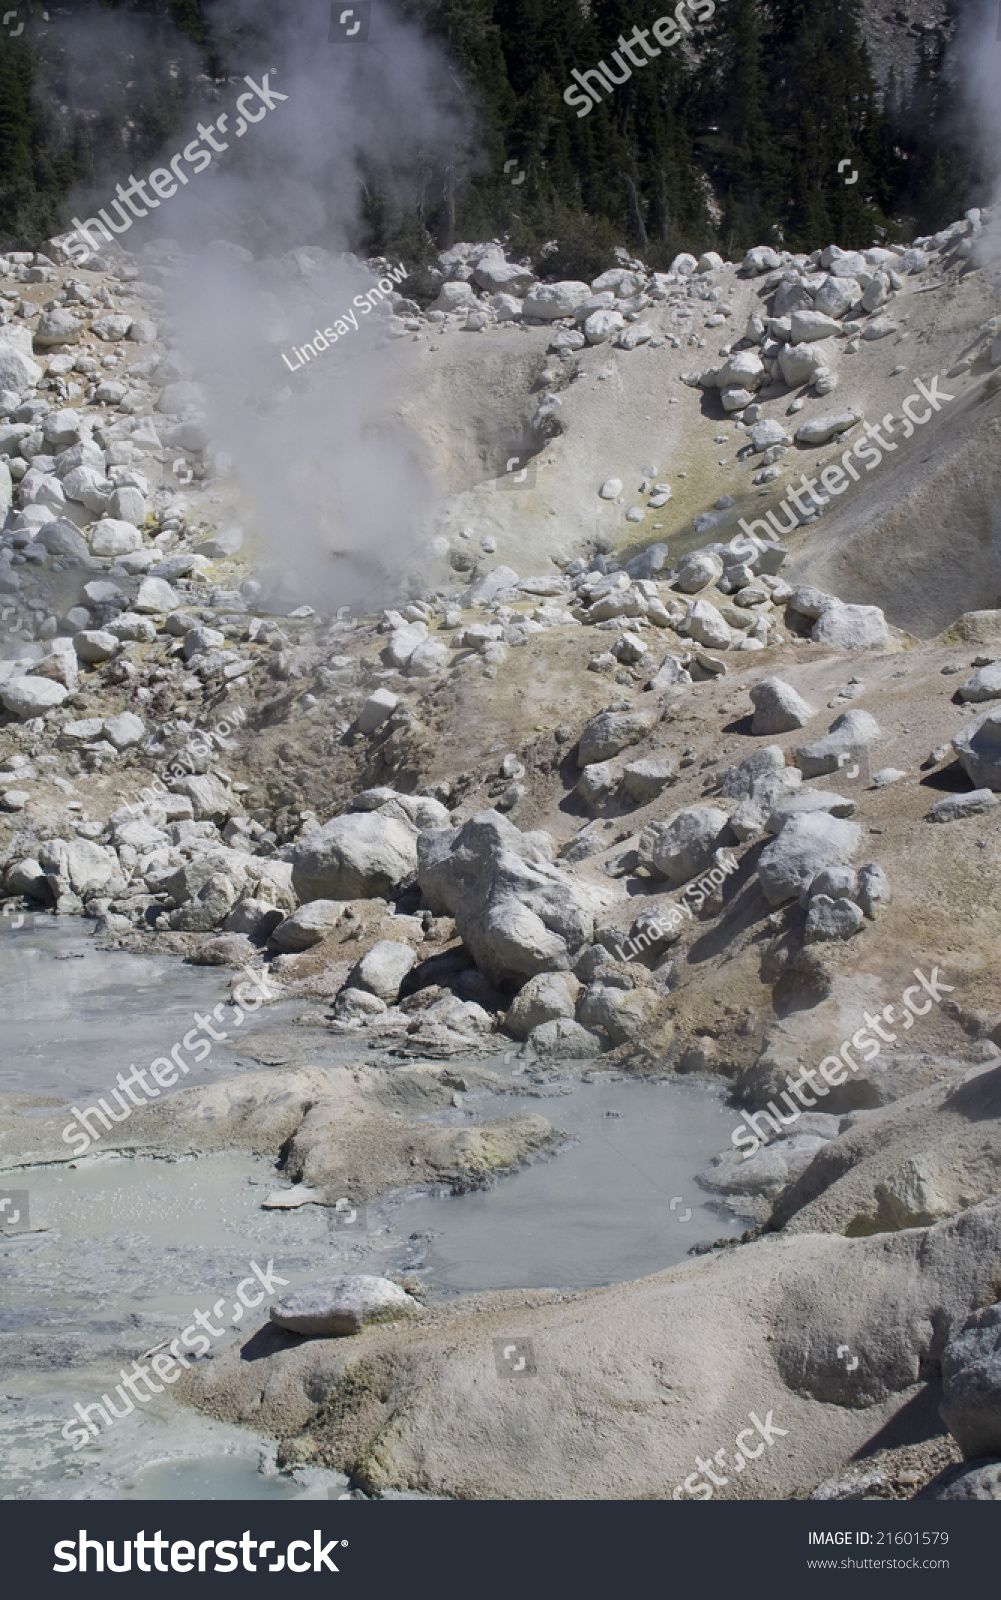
(758, 812, 861, 905)
(0, 676, 68, 717)
(750, 676, 817, 734)
(270, 1275, 420, 1338)
(222, 898, 284, 940)
(91, 313, 133, 341)
(358, 688, 398, 733)
(89, 518, 141, 557)
(584, 309, 625, 344)
(505, 971, 580, 1040)
(576, 762, 617, 810)
(803, 894, 866, 942)
(685, 599, 731, 649)
(795, 709, 882, 778)
(135, 576, 179, 614)
(349, 939, 417, 1002)
(170, 872, 242, 931)
(811, 603, 890, 651)
(795, 409, 862, 445)
(926, 789, 1000, 822)
(960, 663, 1001, 703)
(789, 310, 842, 343)
(521, 282, 592, 320)
(953, 708, 1001, 791)
(766, 790, 857, 832)
(291, 812, 418, 902)
(779, 342, 830, 387)
(195, 526, 243, 559)
(621, 758, 674, 802)
(638, 806, 728, 885)
(749, 419, 792, 452)
(675, 552, 724, 592)
(577, 708, 656, 766)
(102, 711, 145, 750)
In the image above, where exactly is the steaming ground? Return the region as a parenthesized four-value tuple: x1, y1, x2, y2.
(3, 215, 1001, 1499)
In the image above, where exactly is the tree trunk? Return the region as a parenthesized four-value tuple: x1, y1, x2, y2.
(621, 171, 648, 249)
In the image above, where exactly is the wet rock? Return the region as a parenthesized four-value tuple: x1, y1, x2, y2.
(270, 1275, 421, 1338)
(758, 812, 861, 906)
(750, 676, 817, 734)
(292, 812, 418, 902)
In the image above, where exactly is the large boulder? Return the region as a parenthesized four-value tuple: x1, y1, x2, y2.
(271, 901, 345, 951)
(349, 939, 417, 1002)
(38, 837, 116, 898)
(749, 677, 817, 735)
(811, 603, 889, 650)
(795, 709, 882, 779)
(778, 342, 829, 387)
(521, 282, 591, 320)
(0, 676, 68, 718)
(940, 1304, 1001, 1461)
(577, 708, 656, 768)
(953, 707, 1001, 791)
(757, 812, 861, 905)
(419, 812, 593, 987)
(505, 971, 580, 1040)
(291, 811, 419, 902)
(418, 810, 553, 914)
(170, 872, 242, 931)
(638, 806, 729, 885)
(685, 599, 732, 649)
(270, 1275, 421, 1338)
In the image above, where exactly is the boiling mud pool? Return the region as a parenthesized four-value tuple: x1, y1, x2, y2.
(0, 923, 747, 1498)
(388, 1075, 746, 1292)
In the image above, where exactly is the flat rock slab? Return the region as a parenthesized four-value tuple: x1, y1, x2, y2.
(271, 1274, 422, 1337)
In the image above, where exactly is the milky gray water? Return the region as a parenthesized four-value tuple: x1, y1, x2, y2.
(1, 919, 746, 1498)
